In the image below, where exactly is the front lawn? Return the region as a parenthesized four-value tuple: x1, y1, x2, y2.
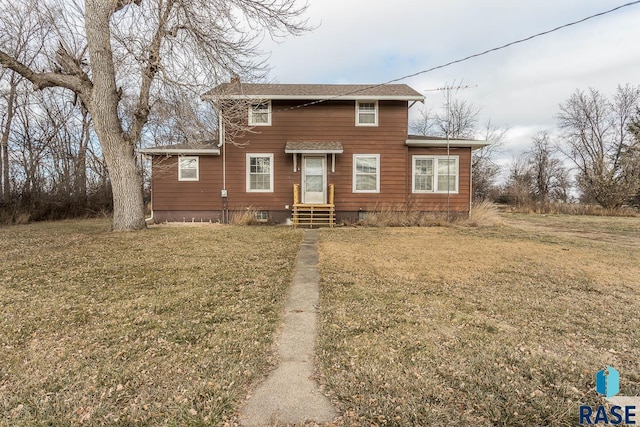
(317, 219, 640, 426)
(0, 220, 302, 425)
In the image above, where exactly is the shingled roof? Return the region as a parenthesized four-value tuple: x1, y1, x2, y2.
(203, 83, 424, 101)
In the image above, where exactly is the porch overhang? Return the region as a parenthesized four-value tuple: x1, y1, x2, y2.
(406, 135, 490, 150)
(286, 141, 343, 173)
(284, 141, 344, 154)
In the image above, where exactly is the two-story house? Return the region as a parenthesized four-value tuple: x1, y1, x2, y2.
(141, 82, 489, 225)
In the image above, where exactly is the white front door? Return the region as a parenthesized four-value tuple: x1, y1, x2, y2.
(302, 156, 326, 204)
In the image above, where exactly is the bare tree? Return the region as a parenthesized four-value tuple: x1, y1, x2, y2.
(526, 131, 570, 204)
(557, 85, 640, 208)
(410, 95, 507, 201)
(0, 0, 309, 230)
(503, 154, 534, 207)
(473, 120, 507, 201)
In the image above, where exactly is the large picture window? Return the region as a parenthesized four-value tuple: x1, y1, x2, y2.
(353, 154, 380, 193)
(412, 155, 459, 193)
(178, 156, 199, 181)
(249, 100, 271, 126)
(246, 154, 274, 192)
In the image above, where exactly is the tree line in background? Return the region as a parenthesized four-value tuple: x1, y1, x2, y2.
(0, 77, 112, 223)
(412, 84, 640, 212)
(2, 78, 639, 224)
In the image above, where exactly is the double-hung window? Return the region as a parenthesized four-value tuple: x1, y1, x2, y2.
(249, 100, 271, 126)
(178, 156, 199, 181)
(356, 101, 378, 126)
(353, 154, 380, 193)
(412, 155, 459, 193)
(246, 154, 274, 192)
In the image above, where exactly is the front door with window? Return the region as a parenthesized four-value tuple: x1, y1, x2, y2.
(302, 156, 326, 204)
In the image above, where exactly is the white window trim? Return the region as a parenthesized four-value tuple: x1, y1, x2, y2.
(248, 100, 272, 126)
(352, 154, 380, 193)
(246, 153, 274, 193)
(412, 155, 459, 194)
(178, 156, 199, 181)
(355, 100, 378, 127)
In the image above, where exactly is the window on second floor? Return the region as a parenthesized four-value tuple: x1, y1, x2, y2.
(249, 100, 271, 126)
(356, 100, 378, 126)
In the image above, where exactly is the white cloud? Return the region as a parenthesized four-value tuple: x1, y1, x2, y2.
(260, 0, 640, 160)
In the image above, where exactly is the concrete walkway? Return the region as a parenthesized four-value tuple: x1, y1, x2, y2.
(239, 229, 337, 426)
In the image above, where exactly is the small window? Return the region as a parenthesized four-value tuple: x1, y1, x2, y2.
(246, 154, 274, 192)
(255, 211, 269, 222)
(412, 156, 459, 193)
(249, 100, 271, 126)
(353, 154, 380, 193)
(356, 100, 378, 126)
(178, 156, 199, 181)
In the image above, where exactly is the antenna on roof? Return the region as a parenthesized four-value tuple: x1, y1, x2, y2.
(423, 79, 478, 222)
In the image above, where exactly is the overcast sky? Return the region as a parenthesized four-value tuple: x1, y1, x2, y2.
(260, 0, 640, 167)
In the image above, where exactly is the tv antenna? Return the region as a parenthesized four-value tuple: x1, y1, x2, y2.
(423, 80, 478, 221)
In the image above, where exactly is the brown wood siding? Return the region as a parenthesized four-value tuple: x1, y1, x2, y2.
(406, 147, 472, 213)
(150, 156, 223, 211)
(223, 100, 410, 211)
(149, 99, 474, 216)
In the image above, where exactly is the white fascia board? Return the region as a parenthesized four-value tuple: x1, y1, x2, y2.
(406, 139, 491, 150)
(139, 148, 221, 156)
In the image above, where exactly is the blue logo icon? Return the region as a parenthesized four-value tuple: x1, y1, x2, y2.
(596, 366, 620, 398)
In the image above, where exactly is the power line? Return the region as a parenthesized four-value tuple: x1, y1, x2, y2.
(385, 0, 640, 85)
(274, 0, 640, 112)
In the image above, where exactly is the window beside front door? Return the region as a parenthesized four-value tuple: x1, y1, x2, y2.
(412, 155, 459, 193)
(246, 154, 274, 192)
(353, 154, 380, 193)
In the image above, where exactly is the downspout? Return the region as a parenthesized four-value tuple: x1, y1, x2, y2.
(145, 154, 154, 222)
(217, 109, 227, 223)
(469, 149, 473, 217)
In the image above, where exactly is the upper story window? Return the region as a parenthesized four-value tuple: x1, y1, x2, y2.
(412, 155, 459, 194)
(356, 100, 378, 126)
(178, 156, 199, 181)
(249, 100, 272, 126)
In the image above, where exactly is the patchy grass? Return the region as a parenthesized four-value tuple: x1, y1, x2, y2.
(503, 213, 640, 240)
(317, 218, 640, 426)
(0, 219, 302, 425)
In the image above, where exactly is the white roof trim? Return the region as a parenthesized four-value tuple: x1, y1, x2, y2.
(139, 148, 221, 156)
(406, 138, 491, 150)
(204, 94, 425, 102)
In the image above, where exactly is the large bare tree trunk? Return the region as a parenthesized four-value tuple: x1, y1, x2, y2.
(1, 73, 17, 200)
(84, 0, 145, 230)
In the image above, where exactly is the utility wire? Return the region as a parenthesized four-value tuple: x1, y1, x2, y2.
(274, 0, 640, 112)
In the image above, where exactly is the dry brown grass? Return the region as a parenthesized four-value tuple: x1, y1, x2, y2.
(0, 219, 302, 426)
(316, 218, 640, 426)
(461, 201, 503, 227)
(507, 202, 640, 217)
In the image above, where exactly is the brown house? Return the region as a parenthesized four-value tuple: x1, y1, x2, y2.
(141, 82, 489, 225)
